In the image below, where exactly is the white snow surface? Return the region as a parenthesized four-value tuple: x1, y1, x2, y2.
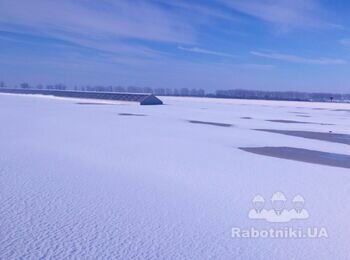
(0, 94, 349, 259)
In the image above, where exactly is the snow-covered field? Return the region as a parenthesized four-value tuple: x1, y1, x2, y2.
(0, 93, 349, 259)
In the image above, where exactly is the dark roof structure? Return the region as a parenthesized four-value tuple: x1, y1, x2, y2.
(0, 88, 163, 105)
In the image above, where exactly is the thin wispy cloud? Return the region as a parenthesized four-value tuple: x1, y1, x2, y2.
(161, 1, 240, 23)
(0, 0, 195, 55)
(251, 51, 347, 65)
(178, 46, 235, 58)
(219, 0, 341, 30)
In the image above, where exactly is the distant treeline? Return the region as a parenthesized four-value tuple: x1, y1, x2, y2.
(0, 82, 206, 97)
(215, 89, 350, 102)
(0, 81, 349, 102)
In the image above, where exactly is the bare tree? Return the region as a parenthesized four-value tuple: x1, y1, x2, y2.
(20, 83, 30, 89)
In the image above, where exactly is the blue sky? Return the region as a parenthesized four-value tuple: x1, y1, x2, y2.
(1, 0, 350, 93)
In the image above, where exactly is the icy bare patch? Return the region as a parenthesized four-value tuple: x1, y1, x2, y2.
(332, 109, 350, 112)
(266, 119, 312, 124)
(118, 113, 147, 116)
(289, 111, 309, 115)
(240, 147, 350, 169)
(296, 115, 311, 118)
(188, 120, 232, 127)
(256, 129, 350, 145)
(241, 117, 253, 120)
(265, 120, 333, 125)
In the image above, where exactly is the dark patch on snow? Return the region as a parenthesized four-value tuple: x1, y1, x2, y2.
(241, 117, 252, 120)
(118, 113, 147, 116)
(188, 120, 232, 127)
(289, 111, 309, 115)
(265, 119, 333, 125)
(240, 146, 350, 169)
(332, 109, 350, 112)
(296, 115, 311, 118)
(255, 129, 350, 145)
(266, 119, 311, 124)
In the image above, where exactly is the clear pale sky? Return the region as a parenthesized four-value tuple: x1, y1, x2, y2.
(1, 0, 350, 93)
